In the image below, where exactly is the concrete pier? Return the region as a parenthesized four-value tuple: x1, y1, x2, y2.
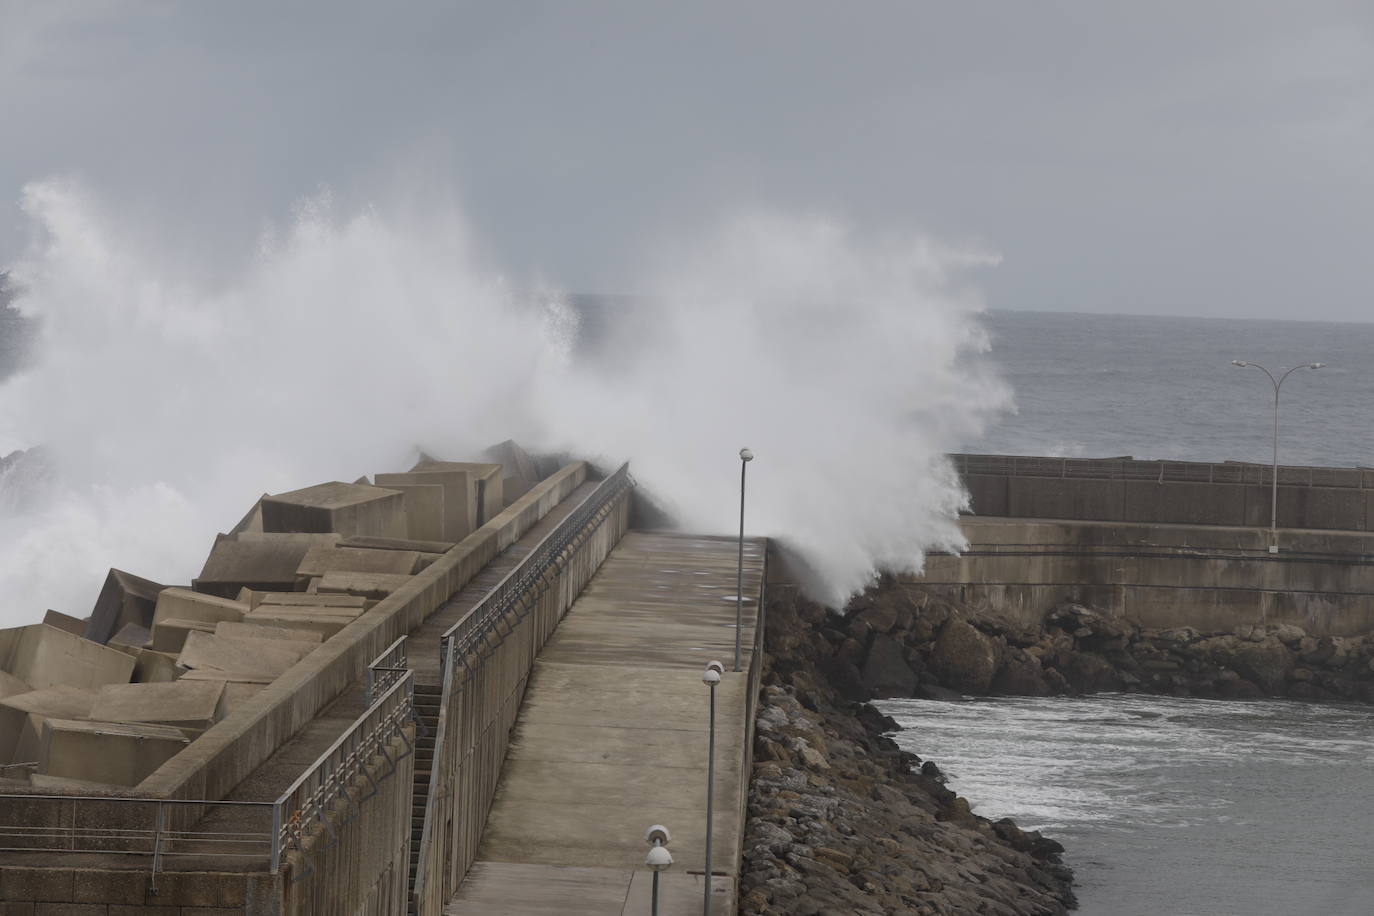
(445, 532, 766, 915)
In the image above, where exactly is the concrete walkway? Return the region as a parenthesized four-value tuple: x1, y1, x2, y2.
(445, 531, 766, 916)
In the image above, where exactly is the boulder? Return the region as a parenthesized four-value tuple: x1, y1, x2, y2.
(991, 649, 1050, 696)
(1060, 651, 1122, 693)
(1233, 641, 1293, 693)
(928, 618, 1000, 694)
(860, 634, 917, 698)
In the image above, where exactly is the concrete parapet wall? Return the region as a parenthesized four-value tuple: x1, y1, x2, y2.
(965, 468, 1371, 531)
(909, 517, 1374, 637)
(0, 863, 282, 913)
(139, 462, 588, 805)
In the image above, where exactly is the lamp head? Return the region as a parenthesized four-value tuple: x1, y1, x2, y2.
(644, 824, 671, 846)
(702, 667, 721, 686)
(645, 844, 673, 871)
(1231, 360, 1248, 367)
(1309, 362, 1325, 369)
(739, 448, 754, 462)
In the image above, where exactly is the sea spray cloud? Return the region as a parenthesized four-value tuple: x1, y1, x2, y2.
(534, 213, 1012, 605)
(0, 181, 1009, 621)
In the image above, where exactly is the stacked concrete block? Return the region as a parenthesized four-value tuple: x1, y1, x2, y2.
(216, 620, 325, 644)
(413, 459, 504, 527)
(83, 568, 165, 645)
(177, 631, 317, 681)
(376, 481, 446, 541)
(40, 718, 189, 787)
(315, 570, 413, 600)
(261, 481, 407, 539)
(0, 685, 96, 769)
(109, 622, 152, 650)
(149, 618, 217, 653)
(0, 624, 135, 691)
(193, 532, 341, 597)
(91, 680, 225, 735)
(128, 648, 186, 683)
(296, 544, 423, 580)
(41, 610, 85, 635)
(375, 469, 476, 542)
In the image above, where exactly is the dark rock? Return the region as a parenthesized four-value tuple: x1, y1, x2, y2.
(1233, 642, 1293, 693)
(991, 649, 1050, 696)
(1060, 651, 1122, 693)
(861, 634, 918, 697)
(928, 618, 1001, 693)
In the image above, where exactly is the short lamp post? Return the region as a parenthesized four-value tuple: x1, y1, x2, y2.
(735, 448, 754, 672)
(1230, 360, 1325, 552)
(644, 824, 673, 916)
(701, 661, 723, 916)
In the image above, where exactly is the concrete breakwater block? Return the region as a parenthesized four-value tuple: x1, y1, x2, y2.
(376, 470, 475, 542)
(91, 680, 225, 732)
(412, 459, 504, 528)
(153, 588, 248, 627)
(177, 631, 317, 680)
(261, 481, 407, 539)
(371, 482, 446, 542)
(83, 568, 166, 645)
(129, 648, 186, 683)
(41, 610, 86, 635)
(150, 618, 218, 654)
(241, 590, 368, 610)
(109, 622, 152, 650)
(0, 685, 97, 766)
(216, 620, 324, 643)
(40, 718, 189, 787)
(194, 532, 341, 598)
(296, 544, 423, 580)
(315, 570, 412, 600)
(0, 624, 136, 691)
(241, 608, 359, 639)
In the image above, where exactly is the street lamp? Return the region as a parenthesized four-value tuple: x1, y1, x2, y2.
(644, 824, 673, 916)
(735, 448, 754, 672)
(1230, 360, 1325, 552)
(701, 661, 722, 916)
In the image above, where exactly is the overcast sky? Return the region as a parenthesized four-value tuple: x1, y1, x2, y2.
(2, 1, 1371, 321)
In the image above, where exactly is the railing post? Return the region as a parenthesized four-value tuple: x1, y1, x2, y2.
(149, 801, 164, 895)
(271, 802, 282, 872)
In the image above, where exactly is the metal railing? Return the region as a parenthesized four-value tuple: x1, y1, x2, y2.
(953, 453, 1373, 489)
(0, 795, 274, 891)
(439, 463, 634, 673)
(411, 463, 633, 915)
(365, 635, 409, 705)
(273, 669, 416, 878)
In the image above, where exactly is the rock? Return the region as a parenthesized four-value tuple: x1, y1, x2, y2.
(991, 649, 1051, 696)
(850, 603, 899, 637)
(861, 634, 918, 697)
(1060, 651, 1122, 693)
(928, 618, 1001, 693)
(1233, 642, 1294, 693)
(1273, 624, 1307, 646)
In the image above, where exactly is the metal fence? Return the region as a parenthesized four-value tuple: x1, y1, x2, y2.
(953, 453, 1372, 489)
(273, 670, 416, 878)
(411, 464, 633, 916)
(0, 794, 273, 891)
(365, 635, 409, 705)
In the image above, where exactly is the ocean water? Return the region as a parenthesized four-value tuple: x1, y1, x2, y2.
(966, 310, 1374, 468)
(880, 696, 1374, 916)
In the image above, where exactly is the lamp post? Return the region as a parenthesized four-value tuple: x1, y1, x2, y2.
(735, 448, 753, 672)
(1230, 360, 1325, 552)
(701, 661, 723, 916)
(644, 825, 673, 916)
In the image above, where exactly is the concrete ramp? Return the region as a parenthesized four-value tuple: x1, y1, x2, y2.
(446, 531, 765, 915)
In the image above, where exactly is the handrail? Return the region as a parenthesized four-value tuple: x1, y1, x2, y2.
(365, 634, 408, 704)
(272, 670, 416, 875)
(953, 453, 1372, 489)
(439, 463, 633, 670)
(412, 463, 633, 912)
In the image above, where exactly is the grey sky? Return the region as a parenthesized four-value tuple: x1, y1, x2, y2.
(2, 1, 1371, 321)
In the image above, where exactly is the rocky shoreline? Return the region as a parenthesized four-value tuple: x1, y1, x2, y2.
(829, 582, 1374, 705)
(739, 585, 1076, 915)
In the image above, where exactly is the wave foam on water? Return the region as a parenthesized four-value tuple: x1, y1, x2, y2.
(0, 179, 1011, 620)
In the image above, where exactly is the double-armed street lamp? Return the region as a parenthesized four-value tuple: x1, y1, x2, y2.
(1230, 360, 1325, 552)
(644, 824, 673, 916)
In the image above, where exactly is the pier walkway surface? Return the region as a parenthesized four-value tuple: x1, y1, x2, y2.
(445, 530, 767, 915)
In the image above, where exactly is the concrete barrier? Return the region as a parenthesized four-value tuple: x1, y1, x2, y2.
(138, 462, 587, 805)
(1007, 477, 1125, 521)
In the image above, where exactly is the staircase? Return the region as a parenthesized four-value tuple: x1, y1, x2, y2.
(407, 682, 442, 914)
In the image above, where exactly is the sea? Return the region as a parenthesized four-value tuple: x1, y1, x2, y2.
(3, 303, 1372, 912)
(934, 310, 1374, 915)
